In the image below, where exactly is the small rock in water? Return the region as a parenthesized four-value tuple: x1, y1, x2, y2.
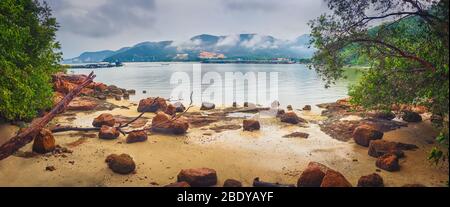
(232, 102, 237, 108)
(98, 125, 120, 140)
(302, 105, 312, 111)
(243, 119, 260, 131)
(32, 128, 56, 154)
(127, 89, 136, 95)
(105, 154, 136, 174)
(223, 179, 242, 187)
(142, 90, 147, 94)
(352, 124, 383, 147)
(92, 113, 116, 127)
(165, 181, 191, 187)
(126, 130, 148, 143)
(283, 132, 309, 138)
(177, 168, 218, 187)
(402, 111, 422, 122)
(376, 153, 400, 172)
(357, 173, 384, 187)
(200, 102, 215, 110)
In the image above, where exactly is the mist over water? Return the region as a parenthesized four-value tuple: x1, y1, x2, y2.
(69, 62, 362, 107)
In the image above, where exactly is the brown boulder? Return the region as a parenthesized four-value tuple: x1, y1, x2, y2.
(402, 111, 422, 122)
(376, 153, 400, 172)
(126, 130, 148, 143)
(223, 179, 243, 187)
(98, 125, 120, 140)
(151, 112, 189, 134)
(303, 105, 312, 111)
(243, 119, 260, 131)
(200, 102, 215, 110)
(297, 166, 326, 187)
(92, 113, 116, 127)
(173, 102, 186, 112)
(165, 182, 191, 187)
(369, 111, 396, 120)
(67, 97, 99, 111)
(137, 97, 169, 113)
(280, 112, 305, 124)
(368, 140, 417, 158)
(32, 128, 56, 154)
(177, 168, 218, 187)
(320, 169, 352, 187)
(357, 173, 384, 187)
(352, 125, 383, 147)
(105, 154, 136, 174)
(287, 105, 293, 111)
(165, 104, 176, 115)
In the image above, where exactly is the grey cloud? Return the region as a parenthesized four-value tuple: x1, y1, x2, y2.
(46, 0, 156, 38)
(223, 0, 279, 11)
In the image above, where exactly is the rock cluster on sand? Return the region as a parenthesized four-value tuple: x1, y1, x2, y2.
(368, 140, 417, 158)
(105, 154, 136, 174)
(98, 125, 120, 140)
(151, 112, 189, 134)
(297, 162, 352, 187)
(32, 128, 56, 154)
(357, 173, 384, 187)
(92, 113, 116, 127)
(243, 119, 260, 131)
(137, 97, 175, 115)
(126, 130, 148, 143)
(223, 179, 243, 187)
(302, 105, 312, 111)
(177, 168, 218, 187)
(352, 124, 384, 147)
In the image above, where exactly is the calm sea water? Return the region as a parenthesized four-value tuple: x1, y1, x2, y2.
(69, 62, 362, 107)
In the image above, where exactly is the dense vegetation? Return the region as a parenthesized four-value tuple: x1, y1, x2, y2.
(310, 0, 449, 163)
(0, 0, 62, 121)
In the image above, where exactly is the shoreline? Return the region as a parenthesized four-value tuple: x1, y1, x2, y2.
(0, 96, 448, 187)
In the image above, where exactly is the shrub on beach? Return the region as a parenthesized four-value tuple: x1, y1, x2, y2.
(0, 0, 62, 121)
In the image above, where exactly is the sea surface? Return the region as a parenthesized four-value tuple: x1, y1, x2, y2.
(69, 62, 362, 107)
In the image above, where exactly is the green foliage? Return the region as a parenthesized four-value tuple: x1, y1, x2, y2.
(0, 0, 62, 121)
(310, 0, 449, 163)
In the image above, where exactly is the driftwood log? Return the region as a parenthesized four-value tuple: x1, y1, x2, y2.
(0, 72, 96, 161)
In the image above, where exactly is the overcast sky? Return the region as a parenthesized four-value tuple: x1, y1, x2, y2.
(45, 0, 329, 58)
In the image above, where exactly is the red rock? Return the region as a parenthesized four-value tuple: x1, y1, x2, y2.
(357, 173, 384, 187)
(177, 168, 218, 187)
(151, 112, 189, 134)
(402, 111, 422, 122)
(137, 97, 169, 113)
(297, 166, 326, 187)
(223, 179, 242, 187)
(352, 125, 383, 147)
(200, 102, 215, 110)
(105, 154, 136, 174)
(98, 125, 120, 140)
(376, 153, 400, 172)
(368, 140, 415, 158)
(126, 130, 148, 143)
(320, 169, 352, 187)
(67, 97, 99, 111)
(165, 104, 176, 115)
(32, 128, 56, 154)
(165, 182, 191, 187)
(243, 119, 260, 131)
(280, 112, 305, 124)
(94, 82, 108, 91)
(92, 113, 116, 127)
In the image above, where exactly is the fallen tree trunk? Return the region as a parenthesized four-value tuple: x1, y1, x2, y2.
(0, 72, 96, 161)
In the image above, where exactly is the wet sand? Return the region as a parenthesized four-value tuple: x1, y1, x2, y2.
(0, 99, 448, 187)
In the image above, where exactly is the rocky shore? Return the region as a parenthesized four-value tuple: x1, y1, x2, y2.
(0, 74, 448, 187)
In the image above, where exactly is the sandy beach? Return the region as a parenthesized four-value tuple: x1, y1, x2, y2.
(0, 98, 448, 187)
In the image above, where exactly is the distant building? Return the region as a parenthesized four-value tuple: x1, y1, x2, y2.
(198, 51, 226, 59)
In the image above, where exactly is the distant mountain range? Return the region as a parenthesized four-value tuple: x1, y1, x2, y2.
(64, 34, 315, 63)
